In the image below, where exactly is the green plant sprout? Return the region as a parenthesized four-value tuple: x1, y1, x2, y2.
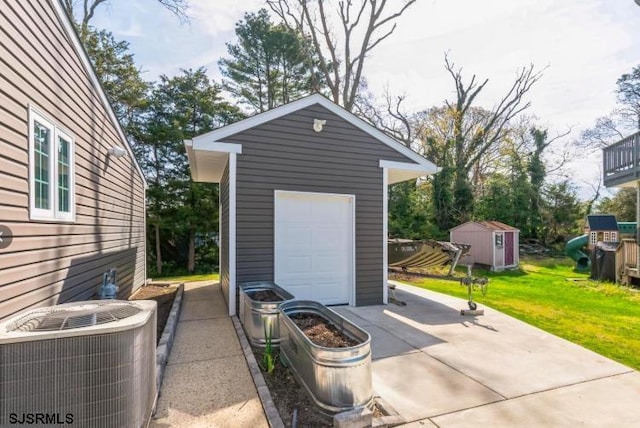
(260, 320, 276, 375)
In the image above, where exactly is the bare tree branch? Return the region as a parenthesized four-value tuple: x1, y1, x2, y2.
(268, 0, 416, 111)
(353, 85, 413, 146)
(578, 112, 629, 150)
(582, 169, 603, 216)
(64, 0, 189, 41)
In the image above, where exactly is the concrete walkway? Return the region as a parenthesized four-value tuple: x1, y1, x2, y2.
(333, 281, 640, 428)
(151, 280, 640, 427)
(151, 281, 268, 428)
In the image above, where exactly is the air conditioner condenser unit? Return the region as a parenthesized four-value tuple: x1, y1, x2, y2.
(0, 300, 156, 428)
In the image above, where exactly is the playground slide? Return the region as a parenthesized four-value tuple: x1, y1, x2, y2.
(565, 234, 590, 272)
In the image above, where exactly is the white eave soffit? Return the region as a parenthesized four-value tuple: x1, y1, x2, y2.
(184, 140, 241, 183)
(380, 160, 440, 184)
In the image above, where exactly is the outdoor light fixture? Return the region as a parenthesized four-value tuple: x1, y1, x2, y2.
(313, 119, 326, 132)
(108, 146, 127, 158)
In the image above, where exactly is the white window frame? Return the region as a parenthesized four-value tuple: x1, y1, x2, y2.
(611, 231, 618, 242)
(590, 231, 597, 245)
(28, 107, 75, 222)
(604, 231, 610, 242)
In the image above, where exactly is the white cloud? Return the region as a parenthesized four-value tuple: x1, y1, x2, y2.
(365, 0, 637, 127)
(188, 0, 264, 37)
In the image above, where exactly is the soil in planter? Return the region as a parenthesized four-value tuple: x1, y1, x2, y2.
(247, 289, 282, 302)
(130, 284, 178, 344)
(289, 313, 359, 348)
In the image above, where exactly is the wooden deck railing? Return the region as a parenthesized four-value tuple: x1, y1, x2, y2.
(603, 131, 640, 187)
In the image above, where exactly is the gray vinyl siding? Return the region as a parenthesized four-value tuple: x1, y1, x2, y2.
(219, 163, 230, 307)
(0, 0, 146, 319)
(226, 104, 414, 306)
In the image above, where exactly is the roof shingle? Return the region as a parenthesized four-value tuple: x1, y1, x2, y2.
(586, 215, 618, 231)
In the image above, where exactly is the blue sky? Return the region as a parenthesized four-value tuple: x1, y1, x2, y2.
(91, 0, 640, 197)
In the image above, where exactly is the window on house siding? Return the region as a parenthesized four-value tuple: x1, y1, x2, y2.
(611, 231, 618, 242)
(590, 232, 597, 245)
(29, 108, 75, 221)
(604, 232, 610, 242)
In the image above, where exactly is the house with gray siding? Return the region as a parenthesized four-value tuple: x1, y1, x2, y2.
(185, 94, 438, 315)
(0, 0, 147, 319)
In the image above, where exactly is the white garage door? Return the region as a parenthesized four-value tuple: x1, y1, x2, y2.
(274, 191, 354, 305)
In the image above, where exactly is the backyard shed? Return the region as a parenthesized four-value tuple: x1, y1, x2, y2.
(0, 0, 147, 319)
(450, 221, 520, 271)
(584, 214, 619, 250)
(185, 94, 439, 315)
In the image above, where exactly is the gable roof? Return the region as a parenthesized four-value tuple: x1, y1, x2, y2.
(185, 93, 439, 183)
(451, 220, 519, 232)
(50, 0, 146, 187)
(586, 215, 618, 231)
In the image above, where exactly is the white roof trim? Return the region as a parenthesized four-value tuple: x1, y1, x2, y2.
(191, 93, 438, 170)
(197, 141, 243, 154)
(379, 159, 440, 174)
(50, 0, 147, 187)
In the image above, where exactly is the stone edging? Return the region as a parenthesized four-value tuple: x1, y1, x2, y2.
(231, 315, 285, 428)
(155, 283, 184, 394)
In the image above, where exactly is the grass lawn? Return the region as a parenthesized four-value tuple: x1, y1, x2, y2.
(397, 257, 640, 371)
(152, 273, 220, 282)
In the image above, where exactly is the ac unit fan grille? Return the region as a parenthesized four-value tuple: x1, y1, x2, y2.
(7, 302, 142, 332)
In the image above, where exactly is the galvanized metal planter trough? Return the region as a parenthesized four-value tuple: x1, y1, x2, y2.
(278, 300, 373, 415)
(239, 281, 294, 348)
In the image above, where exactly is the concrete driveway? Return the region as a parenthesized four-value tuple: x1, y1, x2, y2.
(333, 281, 640, 428)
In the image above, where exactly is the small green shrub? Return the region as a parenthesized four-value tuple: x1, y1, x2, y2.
(260, 321, 276, 375)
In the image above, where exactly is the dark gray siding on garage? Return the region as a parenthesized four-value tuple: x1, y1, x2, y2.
(219, 163, 230, 307)
(226, 104, 413, 306)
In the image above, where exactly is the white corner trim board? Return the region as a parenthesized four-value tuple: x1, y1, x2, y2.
(228, 152, 237, 316)
(382, 167, 389, 305)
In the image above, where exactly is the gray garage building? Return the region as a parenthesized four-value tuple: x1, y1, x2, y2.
(185, 94, 438, 315)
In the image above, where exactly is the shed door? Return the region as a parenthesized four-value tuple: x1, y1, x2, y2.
(274, 191, 354, 305)
(505, 232, 514, 265)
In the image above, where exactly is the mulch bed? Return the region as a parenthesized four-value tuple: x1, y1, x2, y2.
(130, 284, 178, 343)
(260, 354, 333, 427)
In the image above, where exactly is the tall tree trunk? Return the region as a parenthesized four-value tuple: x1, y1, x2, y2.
(453, 168, 474, 224)
(188, 228, 196, 273)
(155, 224, 162, 276)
